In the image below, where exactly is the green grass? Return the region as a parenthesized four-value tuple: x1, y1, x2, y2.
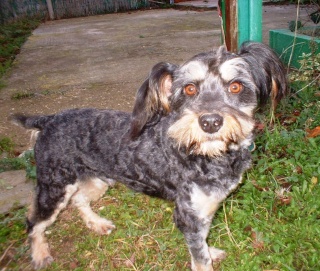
(0, 143, 36, 178)
(0, 17, 41, 86)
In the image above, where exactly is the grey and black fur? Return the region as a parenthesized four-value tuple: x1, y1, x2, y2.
(12, 42, 287, 271)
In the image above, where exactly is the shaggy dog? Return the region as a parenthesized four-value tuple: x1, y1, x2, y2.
(12, 42, 287, 270)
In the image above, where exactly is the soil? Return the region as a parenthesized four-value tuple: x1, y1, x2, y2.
(0, 5, 313, 213)
(298, 27, 320, 38)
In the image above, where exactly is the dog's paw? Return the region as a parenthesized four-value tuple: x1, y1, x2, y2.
(208, 247, 227, 263)
(31, 241, 54, 269)
(32, 255, 54, 270)
(87, 217, 116, 235)
(191, 260, 214, 271)
(32, 252, 54, 270)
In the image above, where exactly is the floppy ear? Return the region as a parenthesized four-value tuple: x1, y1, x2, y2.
(238, 42, 288, 109)
(130, 62, 177, 139)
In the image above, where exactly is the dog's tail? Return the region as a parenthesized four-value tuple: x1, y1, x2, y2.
(10, 113, 54, 130)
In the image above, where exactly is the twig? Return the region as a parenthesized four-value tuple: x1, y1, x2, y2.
(295, 74, 320, 94)
(0, 241, 16, 263)
(287, 0, 301, 72)
(222, 202, 240, 248)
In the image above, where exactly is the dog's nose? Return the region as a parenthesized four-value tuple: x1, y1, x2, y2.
(199, 114, 223, 133)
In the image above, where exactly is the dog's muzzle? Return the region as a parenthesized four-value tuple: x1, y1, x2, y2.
(199, 113, 223, 134)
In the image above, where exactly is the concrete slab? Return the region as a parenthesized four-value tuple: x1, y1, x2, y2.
(0, 170, 33, 213)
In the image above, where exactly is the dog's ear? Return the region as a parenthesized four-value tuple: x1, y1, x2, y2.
(130, 62, 177, 139)
(238, 42, 288, 109)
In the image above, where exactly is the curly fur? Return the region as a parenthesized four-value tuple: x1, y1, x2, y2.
(12, 42, 287, 271)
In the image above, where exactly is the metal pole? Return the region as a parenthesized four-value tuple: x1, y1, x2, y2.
(248, 0, 262, 42)
(238, 0, 263, 46)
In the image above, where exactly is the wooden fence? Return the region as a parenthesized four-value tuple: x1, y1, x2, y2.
(0, 0, 150, 23)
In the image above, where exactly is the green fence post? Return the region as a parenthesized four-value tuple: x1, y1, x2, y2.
(238, 0, 263, 45)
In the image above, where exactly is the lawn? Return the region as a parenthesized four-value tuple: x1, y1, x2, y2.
(0, 18, 319, 271)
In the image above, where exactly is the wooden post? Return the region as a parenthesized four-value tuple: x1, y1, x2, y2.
(220, 0, 263, 52)
(224, 0, 238, 52)
(46, 0, 55, 20)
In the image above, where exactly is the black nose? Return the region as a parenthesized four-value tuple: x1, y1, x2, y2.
(199, 114, 223, 133)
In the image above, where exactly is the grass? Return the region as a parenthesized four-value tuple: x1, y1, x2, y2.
(0, 17, 42, 87)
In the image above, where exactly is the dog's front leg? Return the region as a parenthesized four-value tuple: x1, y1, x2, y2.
(174, 192, 226, 271)
(174, 201, 213, 271)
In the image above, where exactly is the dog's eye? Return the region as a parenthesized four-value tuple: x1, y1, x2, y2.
(184, 84, 198, 96)
(228, 82, 243, 94)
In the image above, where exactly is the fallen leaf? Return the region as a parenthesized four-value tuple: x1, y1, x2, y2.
(278, 196, 292, 205)
(296, 166, 303, 174)
(311, 176, 318, 185)
(124, 253, 135, 268)
(275, 188, 292, 206)
(306, 126, 320, 138)
(281, 116, 297, 125)
(310, 176, 318, 190)
(251, 180, 270, 191)
(255, 122, 265, 131)
(251, 230, 264, 251)
(69, 261, 78, 269)
(292, 109, 300, 116)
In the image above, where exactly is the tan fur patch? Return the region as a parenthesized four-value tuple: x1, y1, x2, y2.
(159, 74, 172, 113)
(71, 178, 115, 234)
(168, 110, 254, 157)
(271, 78, 279, 110)
(190, 184, 225, 221)
(29, 184, 78, 269)
(146, 74, 172, 115)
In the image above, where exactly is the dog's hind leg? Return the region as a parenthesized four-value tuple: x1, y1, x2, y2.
(27, 183, 79, 270)
(71, 177, 116, 235)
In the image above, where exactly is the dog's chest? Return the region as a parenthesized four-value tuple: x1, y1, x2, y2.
(113, 136, 251, 201)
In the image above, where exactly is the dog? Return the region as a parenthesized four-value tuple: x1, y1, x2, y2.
(12, 42, 287, 271)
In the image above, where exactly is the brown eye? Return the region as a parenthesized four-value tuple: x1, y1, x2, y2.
(228, 82, 243, 94)
(184, 84, 197, 96)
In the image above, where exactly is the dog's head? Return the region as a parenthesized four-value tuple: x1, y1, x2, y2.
(130, 42, 287, 157)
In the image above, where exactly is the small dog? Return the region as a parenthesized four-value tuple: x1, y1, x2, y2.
(12, 42, 286, 271)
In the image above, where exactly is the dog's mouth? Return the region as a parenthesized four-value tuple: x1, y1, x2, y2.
(168, 110, 255, 157)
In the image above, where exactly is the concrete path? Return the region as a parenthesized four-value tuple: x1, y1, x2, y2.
(0, 4, 313, 213)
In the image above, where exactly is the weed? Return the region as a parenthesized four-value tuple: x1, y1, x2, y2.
(0, 17, 41, 81)
(11, 90, 35, 100)
(0, 150, 36, 179)
(0, 137, 15, 156)
(290, 51, 320, 89)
